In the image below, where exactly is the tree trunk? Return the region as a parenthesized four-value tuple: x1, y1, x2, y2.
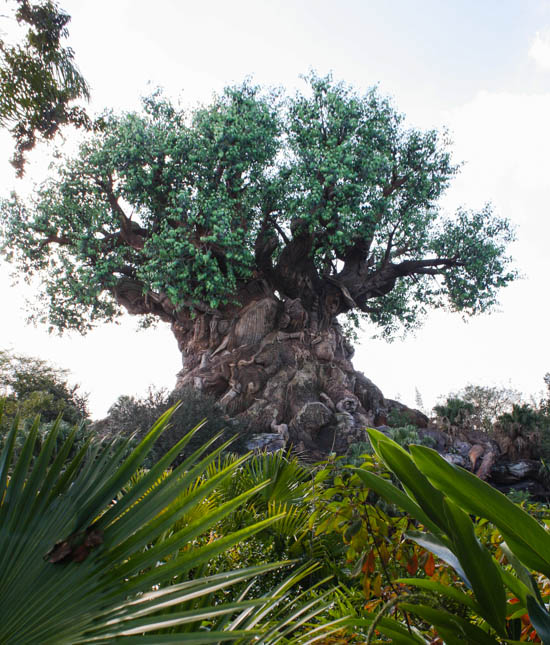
(168, 280, 398, 456)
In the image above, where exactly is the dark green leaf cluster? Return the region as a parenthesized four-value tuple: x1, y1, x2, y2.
(0, 403, 343, 643)
(101, 385, 251, 466)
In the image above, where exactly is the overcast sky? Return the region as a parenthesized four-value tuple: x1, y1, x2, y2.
(2, 0, 550, 418)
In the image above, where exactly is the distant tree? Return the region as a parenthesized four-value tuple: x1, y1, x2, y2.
(0, 0, 89, 174)
(437, 384, 522, 432)
(0, 74, 517, 453)
(433, 396, 475, 430)
(0, 349, 88, 423)
(414, 386, 425, 413)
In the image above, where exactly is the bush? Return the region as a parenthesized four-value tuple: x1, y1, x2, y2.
(352, 428, 550, 642)
(433, 396, 475, 429)
(434, 384, 523, 433)
(101, 386, 250, 466)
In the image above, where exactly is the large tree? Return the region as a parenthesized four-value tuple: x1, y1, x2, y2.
(0, 75, 516, 452)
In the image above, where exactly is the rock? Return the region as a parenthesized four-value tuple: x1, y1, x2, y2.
(468, 444, 485, 470)
(289, 401, 334, 448)
(490, 460, 541, 484)
(384, 399, 430, 428)
(442, 453, 467, 468)
(453, 440, 472, 456)
(418, 428, 449, 451)
(354, 373, 385, 415)
(246, 433, 286, 453)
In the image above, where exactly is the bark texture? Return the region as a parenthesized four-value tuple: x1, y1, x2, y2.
(141, 279, 406, 455)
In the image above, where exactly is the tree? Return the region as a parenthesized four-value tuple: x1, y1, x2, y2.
(0, 0, 89, 175)
(434, 384, 522, 433)
(0, 74, 516, 453)
(0, 348, 88, 423)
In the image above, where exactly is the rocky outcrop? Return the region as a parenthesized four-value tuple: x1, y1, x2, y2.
(371, 425, 550, 501)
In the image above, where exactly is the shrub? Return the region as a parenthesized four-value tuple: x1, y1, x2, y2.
(348, 428, 550, 642)
(101, 385, 250, 466)
(433, 396, 475, 430)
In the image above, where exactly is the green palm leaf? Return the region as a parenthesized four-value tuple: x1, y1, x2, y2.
(0, 404, 339, 643)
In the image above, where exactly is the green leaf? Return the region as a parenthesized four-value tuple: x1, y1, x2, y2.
(395, 577, 482, 614)
(368, 431, 449, 533)
(409, 444, 550, 577)
(349, 467, 442, 536)
(339, 616, 427, 644)
(527, 596, 550, 644)
(400, 603, 501, 645)
(442, 498, 506, 634)
(405, 531, 470, 588)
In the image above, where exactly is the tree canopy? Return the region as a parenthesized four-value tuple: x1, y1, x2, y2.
(0, 0, 89, 175)
(0, 74, 516, 337)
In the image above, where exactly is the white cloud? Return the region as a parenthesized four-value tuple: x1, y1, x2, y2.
(529, 28, 550, 70)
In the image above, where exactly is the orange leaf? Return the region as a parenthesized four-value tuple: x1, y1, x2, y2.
(366, 548, 376, 574)
(407, 553, 418, 576)
(424, 553, 435, 577)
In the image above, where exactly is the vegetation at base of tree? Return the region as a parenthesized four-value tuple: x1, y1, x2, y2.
(0, 0, 90, 175)
(5, 366, 550, 641)
(0, 401, 345, 643)
(100, 385, 251, 466)
(344, 427, 550, 642)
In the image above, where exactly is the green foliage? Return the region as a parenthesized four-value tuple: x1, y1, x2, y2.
(497, 403, 546, 436)
(0, 402, 343, 643)
(433, 396, 475, 429)
(345, 440, 374, 467)
(387, 425, 436, 450)
(387, 408, 414, 428)
(1, 73, 516, 337)
(0, 348, 88, 424)
(346, 428, 550, 642)
(435, 384, 522, 432)
(0, 0, 90, 174)
(102, 385, 250, 465)
(308, 451, 454, 641)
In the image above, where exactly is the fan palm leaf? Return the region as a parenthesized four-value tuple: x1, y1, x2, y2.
(0, 402, 340, 643)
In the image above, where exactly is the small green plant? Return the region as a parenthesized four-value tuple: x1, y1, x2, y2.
(387, 409, 413, 428)
(388, 425, 436, 450)
(345, 440, 374, 466)
(505, 488, 532, 505)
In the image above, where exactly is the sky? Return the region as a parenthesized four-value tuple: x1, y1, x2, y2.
(2, 0, 550, 418)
